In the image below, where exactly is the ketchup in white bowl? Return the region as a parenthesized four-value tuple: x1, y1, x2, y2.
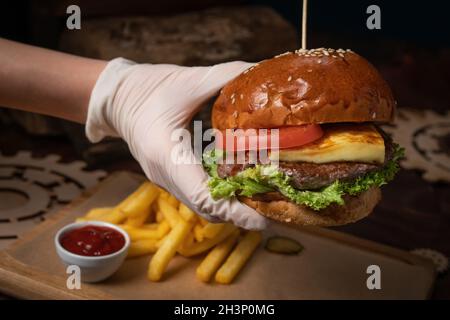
(55, 221, 130, 282)
(60, 225, 125, 257)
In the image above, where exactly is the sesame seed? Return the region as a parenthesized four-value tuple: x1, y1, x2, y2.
(288, 76, 292, 81)
(240, 94, 244, 100)
(275, 51, 291, 58)
(290, 48, 353, 59)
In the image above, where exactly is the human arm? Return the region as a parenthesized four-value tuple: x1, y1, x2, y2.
(0, 37, 106, 123)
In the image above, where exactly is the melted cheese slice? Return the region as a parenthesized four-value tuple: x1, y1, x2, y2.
(270, 124, 385, 164)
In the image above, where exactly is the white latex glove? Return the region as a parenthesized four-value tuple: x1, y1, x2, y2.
(86, 58, 267, 230)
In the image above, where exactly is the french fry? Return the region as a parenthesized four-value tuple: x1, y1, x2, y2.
(178, 224, 237, 257)
(78, 208, 113, 222)
(193, 224, 205, 242)
(96, 183, 150, 224)
(148, 220, 193, 281)
(215, 231, 262, 284)
(182, 232, 194, 249)
(125, 208, 151, 227)
(121, 182, 154, 208)
(202, 223, 225, 239)
(178, 203, 197, 222)
(120, 225, 160, 241)
(85, 207, 113, 219)
(90, 208, 124, 224)
(151, 201, 159, 215)
(156, 211, 164, 223)
(198, 217, 209, 226)
(122, 182, 159, 218)
(141, 223, 159, 230)
(120, 220, 170, 241)
(159, 189, 170, 199)
(196, 230, 240, 282)
(156, 236, 166, 248)
(127, 239, 159, 258)
(158, 198, 180, 228)
(167, 195, 179, 208)
(159, 188, 178, 204)
(156, 220, 171, 238)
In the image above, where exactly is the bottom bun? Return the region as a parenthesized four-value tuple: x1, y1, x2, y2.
(239, 187, 381, 227)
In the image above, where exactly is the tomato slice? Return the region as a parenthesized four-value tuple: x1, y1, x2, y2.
(216, 124, 323, 152)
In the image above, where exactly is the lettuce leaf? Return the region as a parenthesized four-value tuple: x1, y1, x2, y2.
(203, 145, 404, 211)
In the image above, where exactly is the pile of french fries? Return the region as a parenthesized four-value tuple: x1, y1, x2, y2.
(76, 181, 262, 284)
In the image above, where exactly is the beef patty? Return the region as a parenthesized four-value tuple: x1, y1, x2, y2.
(217, 135, 394, 191)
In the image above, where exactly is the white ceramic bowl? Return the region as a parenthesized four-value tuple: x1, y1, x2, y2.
(55, 221, 130, 283)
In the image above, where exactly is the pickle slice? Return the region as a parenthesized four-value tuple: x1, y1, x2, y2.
(265, 236, 303, 255)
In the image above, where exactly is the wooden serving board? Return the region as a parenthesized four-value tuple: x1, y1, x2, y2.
(0, 172, 436, 300)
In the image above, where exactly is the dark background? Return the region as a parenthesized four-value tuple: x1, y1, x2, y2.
(2, 1, 450, 48)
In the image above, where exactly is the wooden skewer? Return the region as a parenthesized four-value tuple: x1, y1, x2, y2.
(302, 0, 308, 49)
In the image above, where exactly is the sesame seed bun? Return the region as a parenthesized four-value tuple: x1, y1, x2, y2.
(212, 49, 395, 130)
(239, 187, 381, 227)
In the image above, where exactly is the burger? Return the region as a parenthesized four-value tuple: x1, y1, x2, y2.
(203, 48, 403, 227)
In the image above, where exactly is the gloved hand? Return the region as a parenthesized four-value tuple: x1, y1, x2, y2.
(86, 58, 267, 230)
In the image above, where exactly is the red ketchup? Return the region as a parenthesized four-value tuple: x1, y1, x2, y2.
(60, 225, 125, 257)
